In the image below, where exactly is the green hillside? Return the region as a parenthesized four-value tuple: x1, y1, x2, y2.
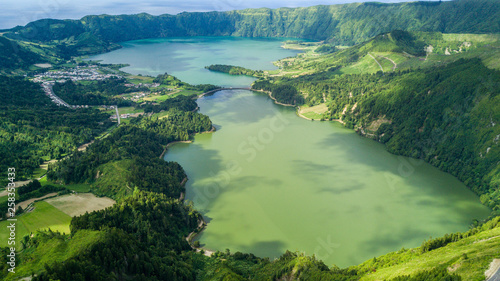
(2, 0, 499, 56)
(0, 36, 45, 73)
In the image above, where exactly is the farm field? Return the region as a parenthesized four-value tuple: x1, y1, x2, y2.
(0, 201, 71, 247)
(45, 193, 116, 217)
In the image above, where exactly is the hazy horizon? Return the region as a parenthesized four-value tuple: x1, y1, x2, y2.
(1, 0, 445, 29)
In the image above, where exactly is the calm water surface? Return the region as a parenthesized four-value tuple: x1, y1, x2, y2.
(91, 37, 491, 267)
(89, 36, 301, 87)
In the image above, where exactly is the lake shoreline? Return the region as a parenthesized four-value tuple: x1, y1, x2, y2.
(170, 88, 490, 266)
(159, 126, 216, 159)
(251, 88, 346, 125)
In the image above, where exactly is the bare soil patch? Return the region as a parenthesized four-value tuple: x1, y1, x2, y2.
(45, 193, 115, 217)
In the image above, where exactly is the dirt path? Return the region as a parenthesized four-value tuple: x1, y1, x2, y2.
(0, 180, 31, 197)
(380, 56, 397, 71)
(17, 192, 58, 211)
(296, 106, 345, 125)
(369, 53, 384, 73)
(78, 141, 94, 151)
(186, 218, 214, 257)
(474, 235, 500, 244)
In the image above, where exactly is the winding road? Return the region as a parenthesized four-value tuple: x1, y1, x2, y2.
(381, 56, 397, 71)
(368, 53, 384, 73)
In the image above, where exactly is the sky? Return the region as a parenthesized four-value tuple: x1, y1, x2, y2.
(1, 0, 444, 29)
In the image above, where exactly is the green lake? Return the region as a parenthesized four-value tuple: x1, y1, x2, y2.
(91, 37, 491, 267)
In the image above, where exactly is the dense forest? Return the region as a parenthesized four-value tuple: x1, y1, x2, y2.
(0, 76, 112, 186)
(253, 81, 305, 105)
(0, 37, 44, 72)
(142, 94, 198, 113)
(153, 73, 221, 93)
(205, 64, 263, 77)
(3, 0, 499, 58)
(48, 96, 212, 199)
(52, 78, 134, 106)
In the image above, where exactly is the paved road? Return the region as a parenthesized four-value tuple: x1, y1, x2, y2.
(41, 82, 72, 108)
(488, 268, 500, 281)
(487, 259, 500, 281)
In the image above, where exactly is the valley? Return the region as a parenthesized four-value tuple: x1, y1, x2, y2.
(0, 1, 499, 280)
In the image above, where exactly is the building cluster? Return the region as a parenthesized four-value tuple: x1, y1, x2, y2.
(41, 82, 71, 108)
(33, 66, 122, 83)
(41, 81, 89, 109)
(129, 92, 149, 101)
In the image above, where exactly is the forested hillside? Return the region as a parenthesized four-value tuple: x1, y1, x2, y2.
(3, 0, 499, 57)
(0, 76, 112, 186)
(52, 78, 134, 106)
(0, 36, 45, 73)
(48, 96, 212, 199)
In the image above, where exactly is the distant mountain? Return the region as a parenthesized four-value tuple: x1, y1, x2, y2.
(3, 0, 499, 51)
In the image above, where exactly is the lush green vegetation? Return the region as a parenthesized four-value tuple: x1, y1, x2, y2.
(3, 0, 499, 58)
(0, 76, 113, 186)
(48, 95, 212, 200)
(205, 64, 263, 77)
(153, 73, 220, 93)
(142, 94, 199, 113)
(1, 2, 499, 279)
(253, 81, 305, 105)
(0, 36, 45, 73)
(17, 180, 67, 202)
(0, 201, 71, 248)
(52, 78, 134, 106)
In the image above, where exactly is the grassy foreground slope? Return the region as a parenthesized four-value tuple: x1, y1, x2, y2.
(354, 217, 500, 281)
(5, 202, 500, 280)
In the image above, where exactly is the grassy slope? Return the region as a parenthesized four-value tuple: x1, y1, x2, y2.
(355, 219, 500, 281)
(273, 32, 500, 79)
(0, 201, 71, 247)
(5, 230, 103, 280)
(90, 159, 134, 199)
(39, 177, 92, 193)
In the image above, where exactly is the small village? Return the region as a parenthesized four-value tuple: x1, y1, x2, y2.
(32, 65, 123, 83)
